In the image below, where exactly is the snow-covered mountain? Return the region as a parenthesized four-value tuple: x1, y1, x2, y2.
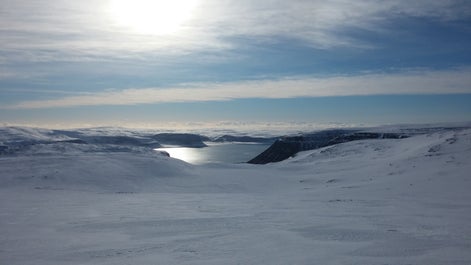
(1, 124, 470, 265)
(212, 134, 277, 143)
(248, 126, 468, 164)
(151, 133, 210, 147)
(0, 127, 276, 156)
(248, 129, 406, 164)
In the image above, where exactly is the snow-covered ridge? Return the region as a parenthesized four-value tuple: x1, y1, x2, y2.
(249, 129, 408, 164)
(1, 125, 469, 164)
(248, 126, 468, 164)
(1, 125, 470, 264)
(0, 127, 276, 157)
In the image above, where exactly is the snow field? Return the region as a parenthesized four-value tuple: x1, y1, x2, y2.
(1, 127, 470, 264)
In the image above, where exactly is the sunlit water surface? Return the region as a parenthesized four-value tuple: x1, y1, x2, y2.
(156, 143, 270, 164)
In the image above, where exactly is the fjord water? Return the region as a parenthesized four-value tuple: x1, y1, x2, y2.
(156, 143, 271, 164)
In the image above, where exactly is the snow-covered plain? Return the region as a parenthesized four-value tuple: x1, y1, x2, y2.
(1, 126, 471, 264)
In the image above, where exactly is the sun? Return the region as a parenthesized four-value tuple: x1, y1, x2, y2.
(108, 0, 198, 35)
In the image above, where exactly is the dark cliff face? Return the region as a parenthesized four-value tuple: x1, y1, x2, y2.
(247, 140, 302, 164)
(248, 130, 408, 164)
(213, 135, 276, 143)
(151, 133, 210, 148)
(82, 136, 161, 147)
(248, 130, 353, 164)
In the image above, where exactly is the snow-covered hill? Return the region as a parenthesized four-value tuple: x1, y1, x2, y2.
(0, 127, 276, 157)
(248, 129, 408, 164)
(0, 125, 470, 264)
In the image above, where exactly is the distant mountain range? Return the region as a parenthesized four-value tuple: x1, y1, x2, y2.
(212, 135, 277, 143)
(2, 125, 468, 164)
(0, 127, 276, 156)
(247, 126, 469, 164)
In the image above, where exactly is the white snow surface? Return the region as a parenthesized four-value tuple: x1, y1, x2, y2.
(1, 126, 471, 264)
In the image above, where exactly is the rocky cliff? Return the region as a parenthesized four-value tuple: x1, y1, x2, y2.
(248, 130, 407, 164)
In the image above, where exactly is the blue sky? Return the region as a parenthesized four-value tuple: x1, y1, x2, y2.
(1, 0, 471, 129)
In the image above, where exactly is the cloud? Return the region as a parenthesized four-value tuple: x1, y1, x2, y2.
(214, 0, 471, 48)
(0, 88, 93, 95)
(4, 68, 471, 109)
(1, 0, 470, 63)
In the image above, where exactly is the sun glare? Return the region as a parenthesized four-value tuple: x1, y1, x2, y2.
(108, 0, 198, 35)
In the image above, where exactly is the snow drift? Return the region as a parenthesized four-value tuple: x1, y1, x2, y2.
(0, 125, 470, 265)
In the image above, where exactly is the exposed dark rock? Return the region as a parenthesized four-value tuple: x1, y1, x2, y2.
(151, 133, 210, 148)
(250, 139, 301, 164)
(81, 136, 161, 148)
(248, 130, 408, 164)
(213, 135, 276, 143)
(157, 150, 170, 157)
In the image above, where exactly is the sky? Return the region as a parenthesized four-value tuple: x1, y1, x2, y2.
(1, 0, 471, 129)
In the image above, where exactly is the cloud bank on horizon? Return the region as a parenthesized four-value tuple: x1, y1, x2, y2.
(4, 68, 471, 109)
(1, 0, 471, 125)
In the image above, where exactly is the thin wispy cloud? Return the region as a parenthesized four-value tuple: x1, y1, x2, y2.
(0, 88, 94, 95)
(1, 0, 471, 126)
(4, 68, 470, 109)
(1, 0, 469, 63)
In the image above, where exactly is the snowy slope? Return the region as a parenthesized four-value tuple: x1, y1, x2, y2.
(0, 126, 470, 265)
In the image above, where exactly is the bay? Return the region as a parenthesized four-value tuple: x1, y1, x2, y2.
(156, 143, 270, 164)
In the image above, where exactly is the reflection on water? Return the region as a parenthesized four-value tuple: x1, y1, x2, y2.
(157, 147, 202, 164)
(156, 143, 270, 164)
